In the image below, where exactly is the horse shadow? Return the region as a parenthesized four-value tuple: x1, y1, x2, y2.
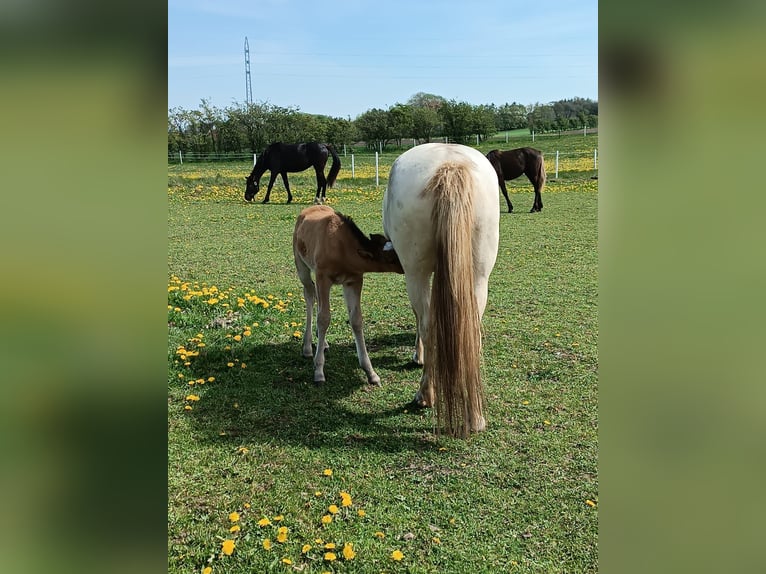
(182, 331, 434, 453)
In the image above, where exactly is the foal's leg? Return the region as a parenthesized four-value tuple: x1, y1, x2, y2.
(405, 271, 433, 406)
(343, 280, 380, 385)
(295, 258, 316, 359)
(262, 172, 279, 203)
(500, 180, 513, 213)
(313, 275, 332, 384)
(280, 173, 293, 204)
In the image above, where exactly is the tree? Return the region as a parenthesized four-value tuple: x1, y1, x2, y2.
(387, 104, 414, 147)
(410, 106, 441, 143)
(407, 92, 446, 111)
(354, 108, 392, 150)
(471, 104, 497, 142)
(440, 100, 475, 143)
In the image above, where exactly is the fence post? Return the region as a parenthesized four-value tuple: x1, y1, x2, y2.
(476, 134, 479, 145)
(532, 131, 535, 142)
(594, 149, 598, 169)
(351, 154, 355, 179)
(555, 151, 559, 179)
(179, 150, 183, 165)
(375, 152, 379, 187)
(343, 144, 347, 156)
(253, 153, 257, 166)
(506, 132, 509, 144)
(584, 125, 587, 137)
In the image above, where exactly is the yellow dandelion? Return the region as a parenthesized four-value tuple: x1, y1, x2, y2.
(263, 538, 272, 550)
(221, 539, 235, 555)
(328, 504, 339, 515)
(257, 517, 271, 527)
(391, 549, 404, 561)
(324, 552, 337, 562)
(184, 405, 192, 411)
(186, 394, 200, 401)
(244, 503, 250, 508)
(276, 526, 288, 543)
(237, 446, 248, 454)
(374, 531, 385, 539)
(321, 514, 333, 525)
(322, 468, 333, 476)
(340, 491, 352, 507)
(208, 376, 215, 382)
(301, 544, 312, 554)
(228, 511, 240, 522)
(586, 499, 597, 507)
(324, 542, 336, 549)
(281, 558, 292, 565)
(241, 363, 246, 369)
(233, 335, 242, 342)
(273, 514, 284, 522)
(229, 524, 240, 533)
(314, 491, 322, 497)
(202, 567, 212, 574)
(227, 362, 234, 368)
(357, 509, 366, 517)
(432, 536, 441, 544)
(342, 543, 356, 560)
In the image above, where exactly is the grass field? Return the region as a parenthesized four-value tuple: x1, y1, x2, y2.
(168, 135, 598, 573)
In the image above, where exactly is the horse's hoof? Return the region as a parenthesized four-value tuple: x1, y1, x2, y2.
(368, 374, 382, 386)
(262, 199, 269, 204)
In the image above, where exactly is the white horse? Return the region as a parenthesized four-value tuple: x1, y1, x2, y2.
(383, 143, 500, 438)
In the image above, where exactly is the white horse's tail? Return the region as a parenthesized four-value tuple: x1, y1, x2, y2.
(425, 160, 484, 438)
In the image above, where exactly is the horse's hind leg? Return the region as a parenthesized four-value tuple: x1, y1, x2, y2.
(314, 167, 327, 204)
(405, 271, 433, 406)
(500, 181, 513, 213)
(343, 280, 380, 385)
(529, 172, 543, 212)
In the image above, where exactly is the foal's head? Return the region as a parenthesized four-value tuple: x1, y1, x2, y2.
(362, 234, 404, 273)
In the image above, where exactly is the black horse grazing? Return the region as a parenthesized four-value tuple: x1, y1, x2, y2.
(244, 142, 341, 204)
(486, 147, 546, 213)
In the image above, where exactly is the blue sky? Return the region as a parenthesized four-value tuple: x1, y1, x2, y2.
(168, 0, 597, 119)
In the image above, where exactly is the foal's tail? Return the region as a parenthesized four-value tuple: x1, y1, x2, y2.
(326, 144, 341, 187)
(425, 161, 484, 438)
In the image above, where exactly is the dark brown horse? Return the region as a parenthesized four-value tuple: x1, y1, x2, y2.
(244, 142, 341, 204)
(486, 147, 546, 213)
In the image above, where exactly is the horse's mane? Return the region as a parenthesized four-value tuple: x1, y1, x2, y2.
(337, 212, 375, 251)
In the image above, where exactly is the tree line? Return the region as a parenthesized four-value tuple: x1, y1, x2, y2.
(168, 93, 597, 157)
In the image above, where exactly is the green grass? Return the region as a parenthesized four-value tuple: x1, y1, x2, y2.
(168, 135, 598, 573)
